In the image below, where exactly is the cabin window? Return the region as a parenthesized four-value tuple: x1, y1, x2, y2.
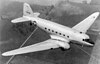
(63, 34, 65, 36)
(52, 30, 54, 32)
(80, 32, 82, 34)
(55, 32, 58, 33)
(45, 28, 47, 29)
(59, 33, 61, 35)
(67, 36, 69, 38)
(48, 29, 50, 31)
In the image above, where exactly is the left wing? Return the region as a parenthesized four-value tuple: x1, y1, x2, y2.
(11, 17, 30, 23)
(72, 12, 99, 33)
(2, 39, 60, 56)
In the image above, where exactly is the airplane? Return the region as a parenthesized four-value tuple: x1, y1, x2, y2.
(2, 3, 99, 56)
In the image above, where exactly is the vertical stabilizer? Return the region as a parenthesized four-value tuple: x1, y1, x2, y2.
(11, 3, 41, 23)
(23, 3, 34, 16)
(23, 3, 40, 17)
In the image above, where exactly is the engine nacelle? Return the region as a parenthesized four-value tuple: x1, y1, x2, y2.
(31, 21, 37, 25)
(50, 35, 70, 49)
(56, 41, 70, 49)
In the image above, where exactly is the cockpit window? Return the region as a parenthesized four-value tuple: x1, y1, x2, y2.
(83, 39, 94, 45)
(83, 39, 89, 42)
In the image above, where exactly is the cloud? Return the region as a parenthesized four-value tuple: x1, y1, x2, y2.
(51, 1, 84, 16)
(69, 0, 92, 4)
(0, 0, 12, 13)
(0, 38, 13, 45)
(61, 3, 84, 15)
(10, 0, 63, 6)
(91, 0, 100, 4)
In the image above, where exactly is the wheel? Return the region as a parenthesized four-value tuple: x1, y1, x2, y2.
(59, 47, 66, 51)
(50, 48, 54, 50)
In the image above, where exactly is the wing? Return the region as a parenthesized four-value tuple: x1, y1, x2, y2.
(2, 39, 60, 56)
(72, 12, 99, 33)
(11, 17, 30, 23)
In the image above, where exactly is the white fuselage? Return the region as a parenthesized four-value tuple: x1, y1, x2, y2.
(27, 16, 93, 46)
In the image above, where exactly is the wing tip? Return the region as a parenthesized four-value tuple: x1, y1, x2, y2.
(2, 52, 9, 56)
(2, 52, 14, 56)
(93, 12, 100, 17)
(11, 20, 17, 23)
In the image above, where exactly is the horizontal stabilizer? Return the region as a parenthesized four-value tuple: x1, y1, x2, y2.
(11, 3, 40, 23)
(2, 39, 59, 56)
(11, 17, 30, 23)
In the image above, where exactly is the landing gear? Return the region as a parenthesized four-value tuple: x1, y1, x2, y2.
(50, 47, 67, 51)
(30, 21, 37, 26)
(59, 47, 66, 51)
(32, 21, 36, 25)
(30, 22, 33, 26)
(50, 48, 54, 50)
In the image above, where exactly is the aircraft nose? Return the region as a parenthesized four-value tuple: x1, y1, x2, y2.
(88, 40, 95, 46)
(84, 42, 94, 47)
(86, 40, 95, 46)
(83, 39, 95, 46)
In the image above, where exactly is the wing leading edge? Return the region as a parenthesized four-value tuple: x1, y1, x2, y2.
(11, 17, 30, 23)
(2, 39, 60, 56)
(72, 12, 99, 33)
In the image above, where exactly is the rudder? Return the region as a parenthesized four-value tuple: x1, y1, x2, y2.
(23, 3, 40, 17)
(23, 3, 34, 16)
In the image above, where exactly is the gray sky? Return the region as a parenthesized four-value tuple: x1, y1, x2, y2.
(10, 0, 100, 5)
(0, 0, 100, 7)
(10, 0, 62, 6)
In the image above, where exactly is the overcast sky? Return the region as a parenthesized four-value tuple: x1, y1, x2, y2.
(0, 0, 100, 7)
(9, 0, 100, 5)
(9, 0, 92, 5)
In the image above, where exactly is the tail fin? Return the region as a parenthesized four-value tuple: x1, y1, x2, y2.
(23, 3, 40, 17)
(23, 3, 33, 16)
(11, 3, 40, 23)
(72, 12, 100, 33)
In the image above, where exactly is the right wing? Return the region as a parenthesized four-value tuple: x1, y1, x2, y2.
(2, 39, 60, 56)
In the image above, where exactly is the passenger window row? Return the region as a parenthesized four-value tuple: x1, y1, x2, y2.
(44, 27, 69, 38)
